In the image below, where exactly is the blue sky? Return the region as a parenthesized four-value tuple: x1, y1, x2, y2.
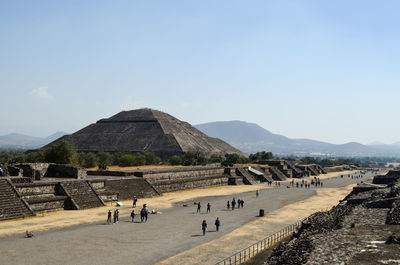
(1, 1, 399, 144)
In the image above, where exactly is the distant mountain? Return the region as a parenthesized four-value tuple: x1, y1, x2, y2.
(0, 132, 68, 150)
(195, 121, 400, 157)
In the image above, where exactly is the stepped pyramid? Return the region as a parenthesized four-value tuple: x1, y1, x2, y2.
(47, 108, 246, 159)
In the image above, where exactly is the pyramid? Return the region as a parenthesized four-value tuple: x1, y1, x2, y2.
(46, 108, 246, 159)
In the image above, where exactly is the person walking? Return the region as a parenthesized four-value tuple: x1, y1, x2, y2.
(240, 199, 244, 208)
(256, 190, 259, 197)
(207, 203, 211, 213)
(115, 209, 119, 222)
(140, 208, 145, 222)
(107, 210, 112, 224)
(231, 198, 236, 210)
(227, 201, 230, 210)
(215, 217, 220, 232)
(113, 209, 118, 223)
(197, 202, 201, 213)
(202, 219, 207, 236)
(130, 209, 135, 222)
(133, 196, 137, 208)
(237, 199, 241, 209)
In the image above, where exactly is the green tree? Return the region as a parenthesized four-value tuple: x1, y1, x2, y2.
(142, 151, 161, 165)
(208, 155, 224, 163)
(26, 151, 45, 163)
(79, 152, 98, 168)
(118, 154, 136, 167)
(97, 152, 113, 170)
(44, 140, 79, 164)
(169, 155, 182, 165)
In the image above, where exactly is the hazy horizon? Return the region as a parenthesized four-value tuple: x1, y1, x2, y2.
(2, 1, 400, 145)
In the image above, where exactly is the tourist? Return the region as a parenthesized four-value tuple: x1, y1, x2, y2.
(231, 198, 236, 210)
(240, 199, 244, 208)
(256, 190, 259, 197)
(215, 217, 220, 231)
(107, 210, 112, 224)
(227, 201, 230, 210)
(130, 209, 135, 222)
(197, 202, 201, 213)
(207, 203, 211, 213)
(140, 208, 145, 222)
(113, 209, 118, 223)
(237, 199, 241, 208)
(202, 219, 207, 236)
(133, 196, 137, 208)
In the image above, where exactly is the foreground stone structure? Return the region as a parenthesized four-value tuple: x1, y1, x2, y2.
(264, 169, 400, 265)
(0, 160, 333, 221)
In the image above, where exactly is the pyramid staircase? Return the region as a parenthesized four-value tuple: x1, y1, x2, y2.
(252, 166, 273, 182)
(0, 179, 34, 221)
(60, 181, 105, 210)
(236, 168, 258, 185)
(268, 166, 287, 181)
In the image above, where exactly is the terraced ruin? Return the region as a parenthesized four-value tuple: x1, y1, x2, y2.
(258, 170, 400, 265)
(0, 160, 345, 221)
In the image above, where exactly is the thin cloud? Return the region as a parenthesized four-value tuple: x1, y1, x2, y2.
(30, 86, 54, 100)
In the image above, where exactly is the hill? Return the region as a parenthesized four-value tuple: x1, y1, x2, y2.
(195, 121, 400, 157)
(0, 132, 67, 150)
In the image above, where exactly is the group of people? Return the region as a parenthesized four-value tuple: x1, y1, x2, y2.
(201, 217, 220, 236)
(196, 202, 211, 213)
(129, 204, 149, 222)
(107, 195, 149, 224)
(107, 209, 119, 224)
(226, 197, 245, 210)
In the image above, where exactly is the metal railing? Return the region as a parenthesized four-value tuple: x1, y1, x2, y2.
(215, 208, 331, 265)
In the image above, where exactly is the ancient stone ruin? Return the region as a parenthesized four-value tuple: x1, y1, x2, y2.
(43, 108, 246, 160)
(0, 160, 332, 221)
(265, 169, 400, 264)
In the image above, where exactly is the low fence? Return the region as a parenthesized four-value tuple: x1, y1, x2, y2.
(215, 207, 331, 265)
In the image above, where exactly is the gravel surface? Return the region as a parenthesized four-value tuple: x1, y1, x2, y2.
(0, 171, 372, 265)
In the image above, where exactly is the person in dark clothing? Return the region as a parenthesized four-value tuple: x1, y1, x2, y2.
(197, 202, 201, 213)
(107, 210, 112, 224)
(231, 198, 236, 210)
(140, 208, 145, 222)
(130, 209, 135, 222)
(113, 209, 118, 223)
(256, 190, 259, 197)
(207, 203, 211, 213)
(133, 196, 137, 208)
(237, 199, 241, 208)
(227, 201, 230, 210)
(215, 217, 220, 232)
(240, 199, 244, 208)
(202, 219, 207, 236)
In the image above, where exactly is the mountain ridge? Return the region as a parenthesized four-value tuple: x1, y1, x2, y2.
(195, 121, 400, 157)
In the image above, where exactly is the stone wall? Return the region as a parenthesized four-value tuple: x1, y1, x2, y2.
(91, 178, 160, 201)
(14, 182, 68, 212)
(16, 163, 51, 180)
(44, 164, 87, 179)
(138, 166, 229, 193)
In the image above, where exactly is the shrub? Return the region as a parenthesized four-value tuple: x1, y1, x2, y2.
(44, 140, 78, 165)
(169, 155, 182, 165)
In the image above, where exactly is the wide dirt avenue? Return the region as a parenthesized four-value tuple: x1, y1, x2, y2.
(0, 171, 376, 265)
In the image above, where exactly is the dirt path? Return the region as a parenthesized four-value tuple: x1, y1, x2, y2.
(156, 184, 356, 265)
(0, 184, 268, 237)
